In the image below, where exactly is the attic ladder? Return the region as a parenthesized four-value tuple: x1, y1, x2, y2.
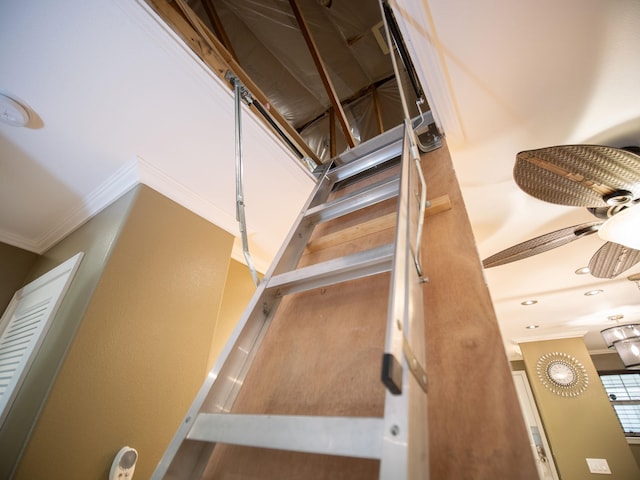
(152, 115, 441, 478)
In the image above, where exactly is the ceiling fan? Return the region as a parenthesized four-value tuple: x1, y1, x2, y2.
(482, 144, 640, 278)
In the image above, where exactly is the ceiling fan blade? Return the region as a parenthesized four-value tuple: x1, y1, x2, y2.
(514, 145, 640, 207)
(482, 221, 601, 268)
(588, 241, 640, 279)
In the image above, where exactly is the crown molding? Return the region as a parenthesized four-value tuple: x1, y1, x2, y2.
(0, 229, 39, 253)
(512, 330, 589, 345)
(32, 160, 141, 254)
(135, 156, 239, 236)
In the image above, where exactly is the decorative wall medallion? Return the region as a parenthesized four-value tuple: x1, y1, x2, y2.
(536, 352, 589, 397)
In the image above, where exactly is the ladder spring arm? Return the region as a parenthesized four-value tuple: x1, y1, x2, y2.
(233, 76, 260, 286)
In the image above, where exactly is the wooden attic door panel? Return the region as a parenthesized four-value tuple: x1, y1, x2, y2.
(0, 252, 83, 426)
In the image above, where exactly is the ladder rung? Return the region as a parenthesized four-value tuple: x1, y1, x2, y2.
(188, 413, 384, 459)
(305, 176, 399, 224)
(267, 243, 394, 296)
(329, 140, 402, 183)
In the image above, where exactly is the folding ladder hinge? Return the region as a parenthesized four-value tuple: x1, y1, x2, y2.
(402, 334, 428, 393)
(224, 71, 253, 105)
(415, 123, 442, 153)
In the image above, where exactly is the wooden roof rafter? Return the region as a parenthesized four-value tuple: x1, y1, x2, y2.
(295, 74, 397, 135)
(288, 0, 357, 149)
(200, 0, 238, 62)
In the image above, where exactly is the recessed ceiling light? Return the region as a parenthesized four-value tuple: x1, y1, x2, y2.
(526, 324, 539, 329)
(575, 266, 590, 275)
(584, 289, 603, 296)
(0, 93, 30, 127)
(521, 300, 538, 306)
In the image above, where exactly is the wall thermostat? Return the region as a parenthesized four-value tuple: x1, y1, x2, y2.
(109, 446, 138, 480)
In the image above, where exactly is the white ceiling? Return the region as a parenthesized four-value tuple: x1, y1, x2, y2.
(0, 0, 314, 273)
(2, 0, 640, 360)
(400, 0, 640, 359)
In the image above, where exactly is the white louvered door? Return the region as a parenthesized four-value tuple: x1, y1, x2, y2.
(0, 252, 83, 426)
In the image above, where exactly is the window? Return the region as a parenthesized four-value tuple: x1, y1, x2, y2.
(600, 373, 640, 437)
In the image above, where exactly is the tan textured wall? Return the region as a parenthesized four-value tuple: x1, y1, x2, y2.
(521, 338, 640, 479)
(0, 242, 38, 312)
(631, 444, 640, 471)
(14, 186, 233, 479)
(207, 259, 260, 372)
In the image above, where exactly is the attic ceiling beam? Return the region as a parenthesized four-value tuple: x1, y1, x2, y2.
(297, 74, 395, 133)
(288, 0, 357, 148)
(145, 0, 320, 165)
(201, 0, 238, 62)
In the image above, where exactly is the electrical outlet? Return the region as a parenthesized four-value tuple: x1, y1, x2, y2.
(586, 458, 611, 474)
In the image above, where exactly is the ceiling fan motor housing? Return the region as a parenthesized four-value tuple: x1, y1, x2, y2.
(603, 189, 634, 206)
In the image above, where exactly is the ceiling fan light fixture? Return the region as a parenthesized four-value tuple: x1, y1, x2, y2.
(612, 338, 640, 369)
(601, 325, 640, 369)
(597, 203, 640, 250)
(603, 274, 640, 368)
(601, 324, 640, 347)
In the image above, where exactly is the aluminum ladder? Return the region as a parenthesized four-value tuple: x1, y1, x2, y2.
(152, 117, 440, 479)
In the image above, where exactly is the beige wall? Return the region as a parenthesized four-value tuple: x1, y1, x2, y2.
(513, 353, 640, 470)
(521, 338, 640, 479)
(0, 242, 39, 312)
(207, 259, 260, 372)
(12, 186, 234, 479)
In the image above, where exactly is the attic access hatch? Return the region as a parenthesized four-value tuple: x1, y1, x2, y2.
(144, 0, 433, 166)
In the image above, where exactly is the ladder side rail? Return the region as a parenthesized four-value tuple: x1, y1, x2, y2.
(404, 126, 430, 480)
(380, 124, 430, 479)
